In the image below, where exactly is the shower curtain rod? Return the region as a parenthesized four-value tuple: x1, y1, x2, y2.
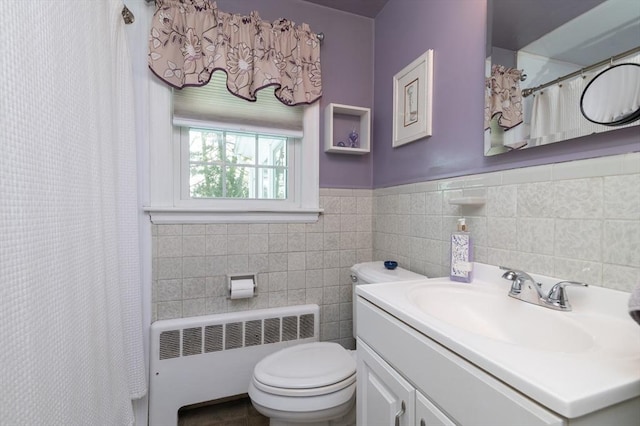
(138, 0, 325, 42)
(522, 45, 640, 97)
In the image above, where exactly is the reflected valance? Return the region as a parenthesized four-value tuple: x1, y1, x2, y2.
(485, 64, 523, 130)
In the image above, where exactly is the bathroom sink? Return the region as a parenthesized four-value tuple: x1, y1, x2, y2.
(355, 262, 640, 418)
(407, 283, 596, 353)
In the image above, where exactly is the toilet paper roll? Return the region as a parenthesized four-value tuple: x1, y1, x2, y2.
(229, 278, 255, 299)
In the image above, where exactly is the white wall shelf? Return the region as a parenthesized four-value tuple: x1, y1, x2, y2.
(448, 197, 486, 206)
(324, 103, 370, 155)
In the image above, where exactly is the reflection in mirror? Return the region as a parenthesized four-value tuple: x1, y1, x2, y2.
(580, 63, 640, 126)
(484, 0, 640, 156)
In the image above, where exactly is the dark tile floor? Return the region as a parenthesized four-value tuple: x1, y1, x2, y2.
(178, 395, 269, 426)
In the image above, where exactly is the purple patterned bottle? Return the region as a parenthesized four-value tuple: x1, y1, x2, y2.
(450, 218, 473, 283)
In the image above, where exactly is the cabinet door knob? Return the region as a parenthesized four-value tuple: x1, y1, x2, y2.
(394, 400, 406, 426)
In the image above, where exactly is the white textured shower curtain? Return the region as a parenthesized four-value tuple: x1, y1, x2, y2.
(0, 0, 146, 424)
(529, 52, 640, 145)
(529, 75, 591, 145)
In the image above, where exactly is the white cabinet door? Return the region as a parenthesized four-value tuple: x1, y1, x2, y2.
(415, 391, 455, 426)
(357, 339, 415, 426)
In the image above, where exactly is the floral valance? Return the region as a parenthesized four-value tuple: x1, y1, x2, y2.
(148, 0, 322, 106)
(485, 64, 523, 130)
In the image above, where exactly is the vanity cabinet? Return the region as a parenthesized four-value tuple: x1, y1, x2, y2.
(358, 339, 455, 426)
(415, 391, 456, 426)
(356, 297, 563, 426)
(358, 339, 415, 426)
(356, 296, 640, 426)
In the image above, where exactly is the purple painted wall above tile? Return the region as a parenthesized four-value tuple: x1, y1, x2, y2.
(372, 0, 640, 189)
(211, 0, 639, 191)
(214, 0, 375, 189)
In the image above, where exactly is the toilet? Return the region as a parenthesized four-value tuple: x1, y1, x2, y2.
(248, 261, 426, 426)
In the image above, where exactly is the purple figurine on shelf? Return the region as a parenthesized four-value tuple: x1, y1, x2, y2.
(348, 129, 359, 148)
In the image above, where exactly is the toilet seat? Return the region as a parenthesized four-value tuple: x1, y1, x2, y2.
(249, 342, 357, 418)
(253, 342, 356, 396)
(249, 379, 356, 416)
(253, 372, 356, 397)
(254, 342, 356, 390)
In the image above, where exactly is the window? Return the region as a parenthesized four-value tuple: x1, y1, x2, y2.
(146, 73, 320, 224)
(184, 127, 291, 200)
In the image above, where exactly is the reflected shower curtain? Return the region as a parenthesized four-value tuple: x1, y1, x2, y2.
(529, 76, 589, 145)
(0, 0, 146, 424)
(529, 52, 640, 145)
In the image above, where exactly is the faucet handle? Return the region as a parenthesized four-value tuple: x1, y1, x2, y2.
(499, 266, 538, 295)
(499, 266, 527, 281)
(547, 281, 588, 310)
(500, 267, 522, 294)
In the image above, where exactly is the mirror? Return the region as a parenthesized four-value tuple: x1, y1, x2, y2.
(484, 0, 640, 156)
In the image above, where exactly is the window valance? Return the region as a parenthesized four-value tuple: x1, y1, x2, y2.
(148, 0, 322, 106)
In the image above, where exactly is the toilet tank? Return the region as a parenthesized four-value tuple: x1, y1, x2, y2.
(350, 261, 426, 337)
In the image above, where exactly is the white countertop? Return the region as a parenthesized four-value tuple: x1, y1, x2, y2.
(355, 263, 640, 418)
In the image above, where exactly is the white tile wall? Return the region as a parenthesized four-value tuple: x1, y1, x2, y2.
(373, 152, 640, 292)
(151, 189, 373, 349)
(151, 153, 640, 349)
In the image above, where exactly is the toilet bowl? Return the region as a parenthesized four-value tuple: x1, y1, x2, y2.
(248, 261, 426, 426)
(249, 342, 357, 426)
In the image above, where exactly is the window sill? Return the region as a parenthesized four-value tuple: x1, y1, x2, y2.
(143, 206, 322, 224)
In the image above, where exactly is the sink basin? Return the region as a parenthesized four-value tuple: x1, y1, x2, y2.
(356, 262, 640, 418)
(407, 283, 596, 353)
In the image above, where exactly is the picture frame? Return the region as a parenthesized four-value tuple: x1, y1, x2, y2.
(392, 50, 433, 147)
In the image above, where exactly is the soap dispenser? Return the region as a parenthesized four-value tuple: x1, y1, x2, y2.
(450, 217, 473, 283)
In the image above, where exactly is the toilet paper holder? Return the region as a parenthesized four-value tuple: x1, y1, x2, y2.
(227, 274, 257, 299)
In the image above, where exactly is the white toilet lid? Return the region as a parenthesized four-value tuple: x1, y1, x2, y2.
(351, 261, 427, 283)
(253, 342, 356, 390)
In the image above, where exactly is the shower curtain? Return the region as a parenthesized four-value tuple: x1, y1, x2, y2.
(529, 52, 640, 145)
(529, 75, 591, 145)
(0, 0, 146, 424)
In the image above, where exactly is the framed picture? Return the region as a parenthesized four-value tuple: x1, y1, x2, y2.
(392, 50, 433, 147)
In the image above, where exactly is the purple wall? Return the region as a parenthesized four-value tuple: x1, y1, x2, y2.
(373, 0, 640, 188)
(214, 0, 639, 190)
(215, 0, 375, 189)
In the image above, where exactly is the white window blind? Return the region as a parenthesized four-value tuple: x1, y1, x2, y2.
(146, 68, 320, 224)
(173, 72, 304, 134)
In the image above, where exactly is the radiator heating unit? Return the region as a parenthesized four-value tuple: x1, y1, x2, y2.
(148, 304, 319, 425)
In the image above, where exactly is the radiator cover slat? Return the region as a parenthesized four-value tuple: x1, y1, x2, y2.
(264, 317, 281, 344)
(182, 327, 202, 356)
(204, 324, 223, 353)
(245, 320, 262, 347)
(282, 315, 298, 341)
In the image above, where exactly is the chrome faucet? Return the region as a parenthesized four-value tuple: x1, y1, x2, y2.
(547, 281, 589, 310)
(500, 267, 588, 311)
